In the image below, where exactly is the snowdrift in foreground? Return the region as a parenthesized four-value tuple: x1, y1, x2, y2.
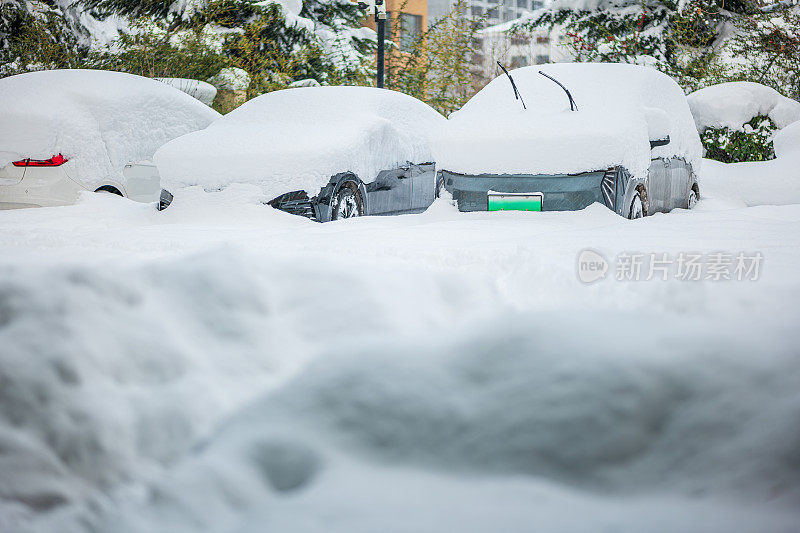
(701, 120, 800, 206)
(0, 70, 220, 189)
(155, 87, 446, 200)
(688, 82, 800, 132)
(432, 63, 703, 179)
(47, 308, 800, 533)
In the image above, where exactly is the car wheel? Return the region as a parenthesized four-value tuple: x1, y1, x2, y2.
(331, 181, 363, 220)
(688, 185, 699, 209)
(628, 192, 645, 219)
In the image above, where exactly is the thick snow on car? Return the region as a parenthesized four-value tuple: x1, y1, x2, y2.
(432, 63, 704, 218)
(0, 70, 220, 210)
(154, 86, 447, 221)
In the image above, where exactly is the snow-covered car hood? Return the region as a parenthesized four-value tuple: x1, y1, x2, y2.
(154, 86, 447, 201)
(0, 69, 220, 190)
(432, 63, 703, 180)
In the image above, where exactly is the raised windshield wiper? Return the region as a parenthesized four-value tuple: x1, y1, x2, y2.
(538, 70, 578, 111)
(496, 61, 526, 110)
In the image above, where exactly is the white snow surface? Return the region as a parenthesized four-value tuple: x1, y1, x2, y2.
(773, 119, 800, 158)
(0, 70, 220, 189)
(154, 78, 217, 106)
(0, 177, 799, 532)
(154, 86, 446, 200)
(432, 63, 703, 180)
(688, 82, 800, 132)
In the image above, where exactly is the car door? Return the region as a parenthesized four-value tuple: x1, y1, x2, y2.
(410, 163, 436, 213)
(647, 158, 671, 213)
(669, 158, 691, 209)
(365, 168, 412, 215)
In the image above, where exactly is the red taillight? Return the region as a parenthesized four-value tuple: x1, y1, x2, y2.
(12, 154, 68, 167)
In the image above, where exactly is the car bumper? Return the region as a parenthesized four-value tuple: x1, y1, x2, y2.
(0, 178, 81, 209)
(441, 170, 613, 213)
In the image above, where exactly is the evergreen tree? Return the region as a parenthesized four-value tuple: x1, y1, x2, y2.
(727, 4, 800, 99)
(300, 0, 375, 84)
(0, 1, 87, 75)
(516, 0, 754, 92)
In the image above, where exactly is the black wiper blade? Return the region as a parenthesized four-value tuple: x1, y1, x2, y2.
(497, 61, 526, 110)
(538, 70, 578, 111)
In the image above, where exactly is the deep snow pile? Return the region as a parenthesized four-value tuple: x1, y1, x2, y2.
(431, 63, 703, 179)
(773, 119, 800, 158)
(0, 70, 220, 189)
(701, 120, 800, 206)
(688, 82, 800, 133)
(155, 86, 446, 199)
(1, 185, 800, 531)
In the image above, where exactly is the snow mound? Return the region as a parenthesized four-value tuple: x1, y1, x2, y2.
(155, 78, 217, 106)
(699, 98, 800, 207)
(432, 63, 702, 180)
(688, 82, 800, 132)
(154, 86, 446, 200)
(73, 310, 800, 532)
(773, 119, 800, 158)
(0, 70, 220, 189)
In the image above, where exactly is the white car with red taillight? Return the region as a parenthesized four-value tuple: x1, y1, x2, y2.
(0, 69, 220, 210)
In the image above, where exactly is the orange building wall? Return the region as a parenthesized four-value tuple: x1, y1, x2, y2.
(361, 0, 428, 44)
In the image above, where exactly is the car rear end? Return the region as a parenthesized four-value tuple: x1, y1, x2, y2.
(0, 155, 82, 209)
(440, 167, 625, 216)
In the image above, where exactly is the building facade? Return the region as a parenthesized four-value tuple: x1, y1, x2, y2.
(362, 0, 429, 53)
(472, 20, 572, 89)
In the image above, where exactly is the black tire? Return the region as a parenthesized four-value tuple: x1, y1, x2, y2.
(688, 184, 699, 209)
(628, 192, 645, 219)
(95, 186, 123, 196)
(331, 181, 364, 220)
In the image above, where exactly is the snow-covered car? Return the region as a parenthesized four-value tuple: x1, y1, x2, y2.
(432, 63, 704, 219)
(154, 86, 447, 221)
(0, 70, 220, 210)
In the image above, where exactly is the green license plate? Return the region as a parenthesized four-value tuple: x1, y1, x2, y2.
(487, 193, 542, 211)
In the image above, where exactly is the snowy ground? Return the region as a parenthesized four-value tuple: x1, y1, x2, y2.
(1, 162, 799, 532)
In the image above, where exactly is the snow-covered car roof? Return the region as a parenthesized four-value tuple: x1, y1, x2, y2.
(154, 86, 447, 200)
(0, 69, 220, 189)
(432, 63, 703, 180)
(687, 82, 800, 132)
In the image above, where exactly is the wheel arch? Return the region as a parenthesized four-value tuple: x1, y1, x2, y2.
(316, 172, 368, 222)
(94, 184, 125, 196)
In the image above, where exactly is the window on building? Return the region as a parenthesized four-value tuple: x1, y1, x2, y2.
(516, 0, 528, 8)
(503, 10, 514, 21)
(510, 55, 529, 68)
(535, 54, 550, 64)
(472, 5, 484, 16)
(536, 36, 550, 44)
(397, 13, 423, 51)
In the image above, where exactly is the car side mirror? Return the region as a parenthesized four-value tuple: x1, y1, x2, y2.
(650, 136, 670, 149)
(644, 107, 672, 150)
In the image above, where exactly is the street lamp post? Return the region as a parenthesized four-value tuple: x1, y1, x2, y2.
(358, 0, 387, 88)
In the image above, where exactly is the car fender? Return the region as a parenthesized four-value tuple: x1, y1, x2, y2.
(620, 168, 648, 217)
(314, 172, 367, 222)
